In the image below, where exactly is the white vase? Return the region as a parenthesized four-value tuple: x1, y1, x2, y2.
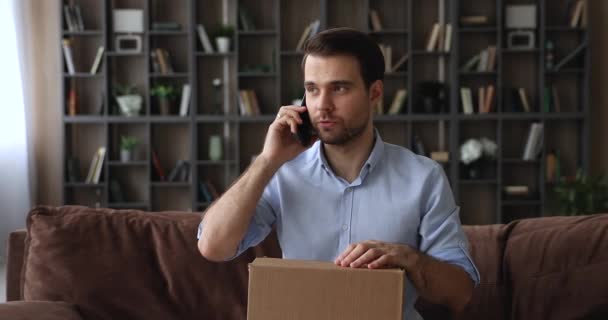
(120, 149, 132, 162)
(215, 37, 231, 53)
(208, 135, 223, 161)
(117, 94, 143, 117)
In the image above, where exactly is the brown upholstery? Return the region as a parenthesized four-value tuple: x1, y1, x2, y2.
(4, 205, 608, 320)
(7, 229, 26, 301)
(0, 301, 82, 320)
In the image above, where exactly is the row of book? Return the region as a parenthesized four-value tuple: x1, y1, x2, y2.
(85, 147, 107, 184)
(64, 4, 85, 31)
(150, 48, 174, 74)
(238, 89, 261, 116)
(295, 20, 321, 51)
(426, 23, 453, 52)
(461, 46, 497, 73)
(374, 88, 408, 115)
(460, 85, 496, 114)
(62, 40, 104, 75)
(378, 45, 409, 73)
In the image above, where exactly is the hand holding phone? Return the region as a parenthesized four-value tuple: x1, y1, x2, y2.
(296, 95, 316, 146)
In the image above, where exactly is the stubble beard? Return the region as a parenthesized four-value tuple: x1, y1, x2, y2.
(315, 116, 369, 146)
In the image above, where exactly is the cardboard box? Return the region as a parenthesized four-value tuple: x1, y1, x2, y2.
(247, 258, 405, 320)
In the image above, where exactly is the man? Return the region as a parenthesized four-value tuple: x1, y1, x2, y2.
(197, 28, 479, 319)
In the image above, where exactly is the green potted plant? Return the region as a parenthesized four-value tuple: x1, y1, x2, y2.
(214, 24, 235, 53)
(120, 135, 139, 162)
(553, 169, 608, 215)
(114, 84, 142, 117)
(151, 84, 177, 115)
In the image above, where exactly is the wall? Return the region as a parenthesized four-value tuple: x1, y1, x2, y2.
(25, 0, 608, 208)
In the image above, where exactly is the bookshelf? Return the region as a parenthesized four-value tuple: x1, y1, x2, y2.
(60, 0, 590, 225)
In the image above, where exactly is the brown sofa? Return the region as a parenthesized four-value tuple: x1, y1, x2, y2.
(3, 206, 608, 319)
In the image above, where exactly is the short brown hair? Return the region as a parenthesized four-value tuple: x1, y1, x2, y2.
(301, 27, 385, 88)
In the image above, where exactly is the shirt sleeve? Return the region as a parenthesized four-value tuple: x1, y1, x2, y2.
(418, 163, 480, 286)
(197, 176, 279, 261)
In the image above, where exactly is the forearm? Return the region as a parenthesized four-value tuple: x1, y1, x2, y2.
(412, 253, 474, 316)
(197, 155, 280, 261)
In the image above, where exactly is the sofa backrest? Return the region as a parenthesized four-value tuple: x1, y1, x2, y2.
(22, 205, 280, 320)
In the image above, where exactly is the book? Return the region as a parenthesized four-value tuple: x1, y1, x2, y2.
(370, 10, 383, 31)
(426, 23, 441, 52)
(570, 0, 585, 27)
(152, 150, 166, 181)
(461, 54, 480, 72)
(179, 84, 191, 116)
(518, 88, 531, 112)
(199, 181, 213, 203)
(62, 39, 76, 74)
(388, 89, 407, 115)
(155, 48, 169, 73)
(68, 82, 77, 116)
(238, 6, 256, 31)
(295, 24, 312, 52)
(90, 46, 105, 74)
(391, 53, 409, 72)
(443, 24, 453, 52)
(150, 50, 161, 73)
(504, 185, 530, 196)
(92, 147, 106, 184)
(197, 24, 214, 53)
(64, 5, 76, 31)
(460, 87, 473, 114)
(160, 48, 174, 73)
(477, 49, 488, 72)
(247, 90, 261, 115)
(554, 43, 586, 71)
(178, 161, 191, 182)
(73, 5, 85, 31)
(478, 87, 486, 113)
(460, 15, 489, 26)
(522, 123, 543, 160)
(486, 46, 497, 71)
(381, 44, 392, 72)
(167, 160, 185, 182)
(238, 90, 253, 115)
(84, 151, 99, 184)
(484, 85, 495, 113)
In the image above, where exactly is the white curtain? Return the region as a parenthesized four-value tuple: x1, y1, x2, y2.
(0, 0, 35, 262)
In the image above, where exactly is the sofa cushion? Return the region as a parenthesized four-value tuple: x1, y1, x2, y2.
(22, 205, 280, 320)
(505, 214, 608, 319)
(0, 301, 82, 320)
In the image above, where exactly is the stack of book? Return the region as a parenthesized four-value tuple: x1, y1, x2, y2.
(238, 90, 261, 116)
(425, 23, 452, 52)
(63, 4, 85, 31)
(150, 48, 174, 74)
(460, 85, 495, 114)
(461, 46, 497, 72)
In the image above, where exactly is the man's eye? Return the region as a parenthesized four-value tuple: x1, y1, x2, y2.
(306, 87, 317, 94)
(335, 86, 347, 92)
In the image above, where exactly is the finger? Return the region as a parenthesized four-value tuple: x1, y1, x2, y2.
(367, 254, 393, 269)
(350, 248, 384, 268)
(335, 243, 356, 265)
(279, 108, 303, 124)
(340, 244, 369, 267)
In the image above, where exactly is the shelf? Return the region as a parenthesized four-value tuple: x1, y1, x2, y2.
(65, 182, 105, 188)
(237, 115, 276, 123)
(459, 71, 497, 77)
(106, 52, 146, 57)
(63, 73, 104, 78)
(149, 116, 191, 123)
(62, 30, 103, 36)
(458, 114, 499, 120)
(411, 50, 451, 56)
(148, 30, 188, 36)
(238, 30, 277, 36)
(502, 158, 540, 165)
(544, 112, 585, 120)
(460, 179, 498, 185)
(238, 72, 277, 78)
(107, 161, 148, 166)
(385, 72, 408, 78)
(151, 182, 191, 187)
(196, 115, 237, 122)
(374, 114, 451, 122)
(196, 52, 235, 57)
(107, 116, 148, 123)
(459, 27, 498, 33)
(149, 72, 190, 78)
(368, 29, 409, 35)
(545, 68, 584, 75)
(502, 48, 539, 54)
(197, 160, 236, 165)
(64, 115, 105, 123)
(545, 26, 587, 32)
(502, 199, 542, 206)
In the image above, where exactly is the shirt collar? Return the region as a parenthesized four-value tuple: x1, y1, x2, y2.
(317, 128, 385, 177)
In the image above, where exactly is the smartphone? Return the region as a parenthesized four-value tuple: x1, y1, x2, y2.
(296, 94, 315, 146)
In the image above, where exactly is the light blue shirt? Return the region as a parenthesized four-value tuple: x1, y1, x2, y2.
(198, 131, 480, 320)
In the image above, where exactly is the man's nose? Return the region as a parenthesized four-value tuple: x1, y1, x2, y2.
(315, 91, 334, 113)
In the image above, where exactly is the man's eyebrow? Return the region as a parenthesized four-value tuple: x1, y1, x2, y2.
(304, 80, 354, 86)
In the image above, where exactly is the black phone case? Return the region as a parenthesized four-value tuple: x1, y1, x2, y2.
(296, 95, 315, 146)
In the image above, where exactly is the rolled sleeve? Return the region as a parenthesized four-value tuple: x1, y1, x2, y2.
(196, 180, 279, 260)
(419, 164, 480, 285)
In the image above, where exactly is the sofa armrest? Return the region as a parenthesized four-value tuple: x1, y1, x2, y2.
(0, 301, 83, 320)
(6, 230, 26, 301)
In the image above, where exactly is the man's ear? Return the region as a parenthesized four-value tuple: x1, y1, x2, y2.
(369, 80, 383, 105)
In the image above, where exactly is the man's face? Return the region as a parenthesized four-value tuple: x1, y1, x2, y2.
(303, 54, 381, 145)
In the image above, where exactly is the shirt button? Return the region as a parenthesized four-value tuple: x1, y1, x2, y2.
(342, 224, 348, 231)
